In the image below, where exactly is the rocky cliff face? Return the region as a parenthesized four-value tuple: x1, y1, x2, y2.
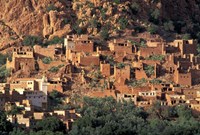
(0, 0, 72, 43)
(0, 0, 200, 48)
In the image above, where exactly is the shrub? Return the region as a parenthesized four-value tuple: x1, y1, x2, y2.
(58, 64, 65, 68)
(147, 25, 158, 34)
(46, 37, 64, 45)
(131, 2, 140, 14)
(118, 17, 129, 30)
(150, 79, 162, 84)
(42, 57, 52, 64)
(0, 53, 10, 66)
(114, 0, 120, 4)
(163, 21, 174, 32)
(48, 66, 59, 72)
(130, 39, 147, 48)
(23, 35, 42, 46)
(0, 66, 11, 83)
(100, 27, 109, 40)
(134, 26, 145, 33)
(89, 18, 99, 28)
(146, 55, 165, 61)
(116, 63, 125, 69)
(182, 33, 191, 40)
(149, 9, 160, 24)
(46, 4, 58, 12)
(72, 24, 82, 35)
(144, 65, 154, 76)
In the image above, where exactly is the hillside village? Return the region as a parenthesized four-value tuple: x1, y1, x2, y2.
(1, 0, 200, 134)
(0, 32, 200, 130)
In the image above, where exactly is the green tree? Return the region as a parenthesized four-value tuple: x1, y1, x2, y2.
(9, 128, 26, 135)
(69, 97, 147, 135)
(146, 55, 165, 61)
(149, 9, 160, 24)
(45, 37, 64, 45)
(0, 66, 11, 83)
(46, 4, 58, 12)
(147, 25, 158, 34)
(0, 111, 13, 133)
(23, 35, 42, 46)
(118, 17, 128, 30)
(42, 57, 52, 64)
(100, 27, 109, 40)
(48, 66, 59, 73)
(144, 65, 154, 76)
(116, 62, 125, 69)
(34, 116, 66, 133)
(0, 53, 11, 66)
(131, 2, 140, 15)
(48, 90, 63, 110)
(182, 33, 191, 40)
(163, 21, 174, 32)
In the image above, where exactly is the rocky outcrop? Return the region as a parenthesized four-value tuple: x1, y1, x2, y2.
(0, 0, 200, 49)
(0, 0, 72, 42)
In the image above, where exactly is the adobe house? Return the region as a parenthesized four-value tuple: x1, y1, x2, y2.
(87, 89, 117, 99)
(135, 63, 160, 80)
(182, 89, 197, 100)
(174, 68, 192, 86)
(109, 39, 133, 54)
(52, 109, 80, 130)
(34, 44, 64, 60)
(173, 39, 198, 56)
(47, 78, 64, 93)
(10, 78, 38, 92)
(190, 103, 200, 113)
(138, 42, 166, 58)
(165, 93, 186, 106)
(115, 84, 138, 104)
(64, 34, 94, 53)
(66, 50, 100, 66)
(79, 54, 100, 66)
(100, 62, 111, 77)
(114, 65, 130, 81)
(6, 47, 35, 74)
(173, 62, 192, 86)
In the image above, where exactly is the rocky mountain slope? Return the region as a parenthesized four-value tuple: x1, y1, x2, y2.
(0, 0, 200, 48)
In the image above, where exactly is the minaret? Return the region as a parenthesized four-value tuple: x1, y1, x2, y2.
(41, 75, 48, 95)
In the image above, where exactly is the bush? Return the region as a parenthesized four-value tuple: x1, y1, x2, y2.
(46, 4, 58, 12)
(182, 33, 191, 40)
(134, 26, 145, 33)
(0, 53, 11, 66)
(57, 64, 65, 68)
(72, 24, 82, 35)
(113, 0, 120, 4)
(48, 66, 59, 72)
(147, 25, 158, 34)
(0, 66, 11, 83)
(116, 63, 125, 69)
(100, 27, 109, 40)
(35, 116, 66, 132)
(149, 9, 160, 24)
(150, 79, 162, 84)
(23, 35, 42, 46)
(163, 21, 174, 32)
(46, 37, 64, 45)
(42, 57, 52, 64)
(118, 17, 129, 30)
(146, 55, 165, 61)
(144, 65, 154, 76)
(131, 2, 140, 15)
